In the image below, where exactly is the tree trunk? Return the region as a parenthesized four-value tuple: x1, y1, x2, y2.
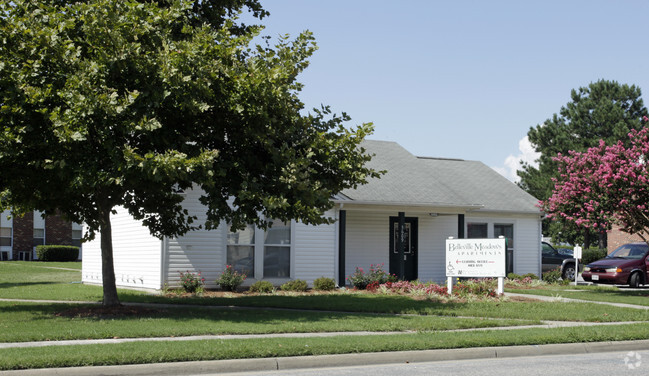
(99, 207, 120, 307)
(583, 230, 591, 249)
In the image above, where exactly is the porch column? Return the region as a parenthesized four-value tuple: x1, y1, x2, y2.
(458, 214, 465, 239)
(338, 210, 346, 287)
(398, 211, 405, 280)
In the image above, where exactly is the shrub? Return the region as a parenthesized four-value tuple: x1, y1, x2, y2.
(281, 279, 308, 292)
(507, 273, 522, 280)
(522, 273, 539, 280)
(313, 277, 336, 291)
(582, 248, 607, 265)
(542, 267, 565, 284)
(179, 271, 204, 293)
(249, 280, 274, 293)
(454, 278, 497, 297)
(36, 245, 79, 261)
(216, 265, 246, 291)
(347, 263, 395, 289)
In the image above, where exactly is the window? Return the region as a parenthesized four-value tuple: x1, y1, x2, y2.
(494, 224, 514, 249)
(33, 228, 45, 247)
(71, 229, 82, 247)
(33, 210, 45, 247)
(227, 224, 255, 278)
(392, 222, 412, 254)
(264, 220, 290, 278)
(0, 227, 11, 247)
(227, 220, 292, 280)
(467, 223, 488, 238)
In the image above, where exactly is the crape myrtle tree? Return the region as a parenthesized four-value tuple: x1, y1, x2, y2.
(0, 0, 380, 306)
(541, 117, 649, 247)
(518, 79, 648, 247)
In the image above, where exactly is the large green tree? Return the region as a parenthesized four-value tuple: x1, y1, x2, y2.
(518, 79, 648, 247)
(0, 0, 379, 306)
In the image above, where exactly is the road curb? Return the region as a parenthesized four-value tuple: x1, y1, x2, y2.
(4, 339, 649, 375)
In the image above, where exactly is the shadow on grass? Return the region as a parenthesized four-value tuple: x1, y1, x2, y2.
(120, 293, 471, 316)
(0, 300, 429, 326)
(0, 282, 59, 289)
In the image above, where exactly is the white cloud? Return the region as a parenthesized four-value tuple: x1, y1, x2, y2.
(492, 136, 540, 182)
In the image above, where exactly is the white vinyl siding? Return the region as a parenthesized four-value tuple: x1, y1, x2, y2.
(418, 214, 458, 283)
(344, 210, 459, 284)
(344, 211, 390, 279)
(164, 188, 224, 289)
(294, 209, 337, 285)
(465, 214, 541, 276)
(81, 207, 162, 289)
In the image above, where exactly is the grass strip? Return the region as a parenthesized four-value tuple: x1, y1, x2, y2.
(0, 301, 537, 342)
(1, 323, 648, 370)
(120, 293, 649, 322)
(507, 286, 649, 307)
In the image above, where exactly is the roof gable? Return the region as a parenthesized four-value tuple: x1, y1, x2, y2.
(339, 140, 540, 214)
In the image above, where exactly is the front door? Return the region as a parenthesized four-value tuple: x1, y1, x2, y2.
(389, 217, 418, 280)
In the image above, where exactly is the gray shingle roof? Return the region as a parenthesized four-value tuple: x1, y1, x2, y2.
(339, 140, 541, 214)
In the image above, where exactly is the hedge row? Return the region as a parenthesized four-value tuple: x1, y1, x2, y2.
(35, 245, 79, 262)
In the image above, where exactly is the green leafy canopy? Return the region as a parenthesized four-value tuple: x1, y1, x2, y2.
(0, 0, 380, 239)
(517, 79, 648, 245)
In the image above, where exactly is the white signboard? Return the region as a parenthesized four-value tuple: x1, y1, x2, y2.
(445, 238, 506, 277)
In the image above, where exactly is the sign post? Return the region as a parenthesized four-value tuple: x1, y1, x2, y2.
(446, 237, 507, 295)
(573, 246, 582, 286)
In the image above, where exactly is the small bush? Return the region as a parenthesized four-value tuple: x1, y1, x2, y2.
(542, 267, 565, 284)
(280, 279, 308, 292)
(522, 273, 539, 280)
(454, 278, 497, 298)
(179, 271, 204, 293)
(36, 245, 79, 261)
(313, 277, 336, 291)
(249, 280, 274, 293)
(216, 265, 246, 291)
(507, 273, 522, 280)
(347, 263, 395, 289)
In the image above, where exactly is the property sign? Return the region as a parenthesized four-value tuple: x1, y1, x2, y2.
(445, 238, 506, 277)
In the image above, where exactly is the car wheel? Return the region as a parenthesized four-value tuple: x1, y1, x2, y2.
(629, 272, 641, 288)
(562, 264, 575, 280)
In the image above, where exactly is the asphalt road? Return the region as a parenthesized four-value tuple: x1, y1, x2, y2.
(213, 350, 649, 376)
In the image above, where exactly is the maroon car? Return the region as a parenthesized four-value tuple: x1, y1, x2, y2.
(581, 243, 649, 287)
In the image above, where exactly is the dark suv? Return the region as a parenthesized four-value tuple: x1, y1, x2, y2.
(542, 242, 576, 280)
(582, 242, 649, 287)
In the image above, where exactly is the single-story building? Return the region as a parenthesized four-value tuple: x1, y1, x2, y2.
(81, 140, 543, 289)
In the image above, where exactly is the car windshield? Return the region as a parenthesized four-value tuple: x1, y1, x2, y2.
(607, 244, 649, 259)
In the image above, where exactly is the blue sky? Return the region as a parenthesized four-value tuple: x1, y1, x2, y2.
(248, 1, 649, 181)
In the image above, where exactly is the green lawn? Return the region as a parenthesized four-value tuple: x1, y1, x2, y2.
(507, 284, 649, 306)
(3, 324, 649, 370)
(0, 301, 539, 342)
(2, 260, 649, 370)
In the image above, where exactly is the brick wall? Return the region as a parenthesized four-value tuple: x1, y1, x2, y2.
(10, 211, 74, 260)
(45, 214, 72, 246)
(607, 225, 644, 254)
(12, 211, 33, 259)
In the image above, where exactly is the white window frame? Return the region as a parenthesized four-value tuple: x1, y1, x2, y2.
(0, 227, 12, 248)
(224, 220, 295, 282)
(33, 211, 45, 248)
(226, 224, 256, 278)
